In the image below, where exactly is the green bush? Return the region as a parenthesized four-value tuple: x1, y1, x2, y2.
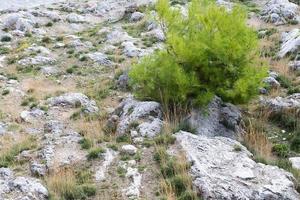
(129, 0, 266, 107)
(272, 144, 289, 158)
(129, 51, 198, 106)
(291, 132, 300, 153)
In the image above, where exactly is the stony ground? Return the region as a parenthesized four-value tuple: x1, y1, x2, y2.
(0, 0, 299, 200)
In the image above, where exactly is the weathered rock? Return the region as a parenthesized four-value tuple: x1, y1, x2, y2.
(95, 149, 117, 181)
(289, 157, 300, 170)
(112, 97, 163, 137)
(264, 76, 281, 88)
(129, 12, 144, 22)
(187, 97, 242, 139)
(18, 55, 56, 66)
(40, 66, 60, 76)
(261, 0, 299, 25)
(122, 41, 142, 57)
(261, 93, 300, 112)
(137, 118, 163, 138)
(66, 13, 86, 23)
(30, 162, 47, 176)
(175, 131, 300, 200)
(278, 28, 300, 58)
(116, 72, 129, 91)
(0, 168, 48, 199)
(20, 109, 45, 123)
(0, 122, 7, 135)
(121, 145, 137, 155)
(3, 13, 36, 33)
(87, 52, 112, 66)
(47, 92, 99, 113)
(106, 29, 133, 45)
(141, 28, 165, 42)
(123, 167, 142, 199)
(44, 120, 64, 135)
(289, 60, 300, 71)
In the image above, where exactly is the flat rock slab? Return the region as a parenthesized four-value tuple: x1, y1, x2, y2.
(175, 131, 300, 200)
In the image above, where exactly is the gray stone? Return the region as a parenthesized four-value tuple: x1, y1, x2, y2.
(18, 55, 56, 67)
(117, 73, 129, 91)
(40, 66, 60, 76)
(66, 13, 86, 23)
(112, 97, 162, 136)
(278, 29, 300, 58)
(87, 52, 112, 66)
(261, 0, 299, 25)
(175, 131, 300, 200)
(264, 76, 281, 88)
(122, 41, 142, 57)
(187, 97, 242, 139)
(106, 29, 133, 45)
(20, 109, 45, 123)
(30, 162, 47, 176)
(289, 157, 300, 170)
(121, 145, 137, 155)
(261, 93, 300, 112)
(47, 92, 99, 113)
(130, 12, 145, 22)
(0, 168, 48, 199)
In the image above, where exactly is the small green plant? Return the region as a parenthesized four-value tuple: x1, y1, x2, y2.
(87, 147, 105, 160)
(42, 36, 51, 43)
(233, 144, 242, 152)
(116, 135, 131, 143)
(45, 22, 54, 27)
(0, 136, 37, 167)
(277, 75, 292, 89)
(2, 89, 9, 96)
(79, 138, 93, 149)
(0, 47, 9, 55)
(291, 132, 300, 153)
(272, 144, 289, 158)
(1, 35, 11, 42)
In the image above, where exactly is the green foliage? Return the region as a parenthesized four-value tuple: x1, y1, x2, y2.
(129, 0, 266, 108)
(277, 75, 292, 89)
(79, 138, 93, 150)
(87, 147, 105, 160)
(0, 136, 36, 167)
(272, 144, 289, 158)
(129, 51, 198, 106)
(291, 132, 300, 153)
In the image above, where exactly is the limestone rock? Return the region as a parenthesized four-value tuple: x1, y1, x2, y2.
(111, 97, 162, 137)
(121, 145, 137, 155)
(278, 28, 300, 58)
(0, 168, 48, 199)
(66, 13, 86, 23)
(261, 0, 299, 25)
(261, 93, 300, 112)
(87, 52, 112, 66)
(175, 131, 300, 200)
(129, 12, 145, 22)
(47, 92, 99, 113)
(187, 97, 242, 139)
(289, 157, 300, 170)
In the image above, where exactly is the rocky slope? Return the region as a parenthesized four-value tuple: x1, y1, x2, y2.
(0, 0, 299, 199)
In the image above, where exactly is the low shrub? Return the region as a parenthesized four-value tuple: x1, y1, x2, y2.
(129, 0, 266, 109)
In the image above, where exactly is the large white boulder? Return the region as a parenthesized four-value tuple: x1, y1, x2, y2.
(174, 131, 300, 200)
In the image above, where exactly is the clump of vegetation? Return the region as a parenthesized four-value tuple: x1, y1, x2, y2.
(46, 167, 96, 200)
(87, 147, 105, 160)
(79, 138, 93, 150)
(129, 0, 266, 109)
(0, 136, 37, 167)
(153, 131, 199, 199)
(272, 144, 289, 158)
